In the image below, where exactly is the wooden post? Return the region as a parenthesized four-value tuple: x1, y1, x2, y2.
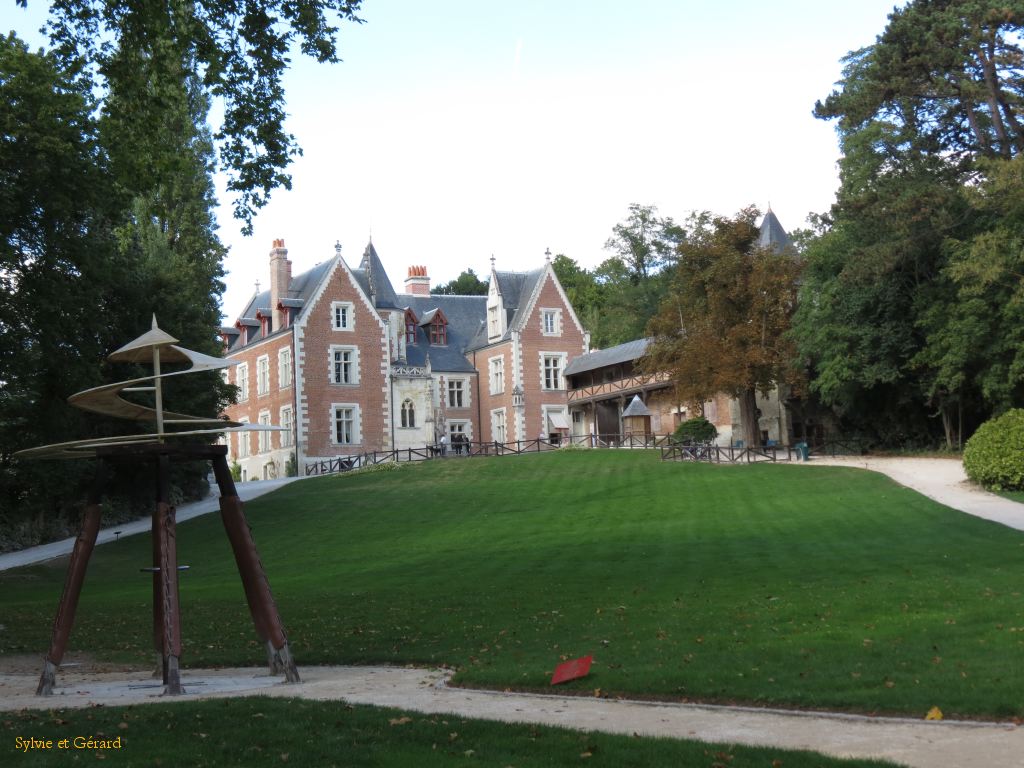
(212, 454, 300, 683)
(37, 463, 105, 695)
(156, 454, 184, 694)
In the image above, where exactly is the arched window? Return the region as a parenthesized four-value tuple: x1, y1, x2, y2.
(401, 399, 416, 428)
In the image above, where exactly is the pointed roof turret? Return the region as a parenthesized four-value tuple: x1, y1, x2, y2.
(357, 240, 399, 308)
(757, 208, 792, 253)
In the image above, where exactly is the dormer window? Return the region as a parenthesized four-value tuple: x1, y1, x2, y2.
(430, 316, 447, 345)
(420, 308, 448, 346)
(404, 308, 418, 345)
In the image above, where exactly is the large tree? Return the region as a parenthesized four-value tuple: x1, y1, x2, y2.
(796, 0, 1024, 447)
(23, 0, 364, 231)
(434, 269, 488, 296)
(644, 208, 803, 448)
(604, 203, 685, 283)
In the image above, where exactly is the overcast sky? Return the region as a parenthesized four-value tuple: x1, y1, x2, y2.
(6, 1, 905, 322)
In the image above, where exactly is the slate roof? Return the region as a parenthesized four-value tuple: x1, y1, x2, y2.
(464, 267, 545, 350)
(621, 394, 652, 418)
(225, 259, 333, 353)
(563, 338, 650, 377)
(352, 242, 400, 309)
(398, 294, 487, 373)
(757, 210, 791, 253)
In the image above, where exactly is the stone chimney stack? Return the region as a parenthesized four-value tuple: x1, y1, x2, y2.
(404, 265, 431, 296)
(269, 238, 292, 332)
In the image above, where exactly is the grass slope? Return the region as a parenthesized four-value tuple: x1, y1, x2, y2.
(3, 452, 1023, 719)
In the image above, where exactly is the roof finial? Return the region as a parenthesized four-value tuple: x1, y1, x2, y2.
(544, 247, 551, 262)
(254, 279, 261, 293)
(151, 313, 159, 330)
(767, 200, 772, 212)
(335, 240, 342, 256)
(490, 254, 496, 269)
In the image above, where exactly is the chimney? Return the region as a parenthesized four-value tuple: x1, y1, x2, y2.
(269, 238, 292, 332)
(404, 265, 431, 296)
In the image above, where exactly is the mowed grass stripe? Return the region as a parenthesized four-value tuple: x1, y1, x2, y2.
(2, 451, 1022, 718)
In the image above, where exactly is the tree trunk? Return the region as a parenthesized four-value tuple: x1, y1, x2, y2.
(739, 388, 760, 448)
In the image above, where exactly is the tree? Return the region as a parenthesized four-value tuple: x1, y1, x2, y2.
(23, 0, 364, 232)
(604, 203, 685, 282)
(644, 208, 803, 448)
(815, 1, 1024, 167)
(434, 269, 488, 295)
(0, 34, 130, 548)
(798, 0, 1024, 447)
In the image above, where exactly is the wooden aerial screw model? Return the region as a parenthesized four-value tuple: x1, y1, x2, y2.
(16, 317, 299, 695)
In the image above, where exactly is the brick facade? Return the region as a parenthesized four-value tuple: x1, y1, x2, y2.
(223, 242, 589, 476)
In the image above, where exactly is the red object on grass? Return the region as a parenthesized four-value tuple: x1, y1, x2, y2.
(550, 655, 593, 685)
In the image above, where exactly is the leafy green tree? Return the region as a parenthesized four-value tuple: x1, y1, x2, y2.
(815, 1, 1024, 166)
(434, 269, 488, 295)
(795, 0, 1024, 447)
(644, 208, 803, 448)
(0, 34, 131, 547)
(604, 203, 685, 282)
(23, 0, 365, 232)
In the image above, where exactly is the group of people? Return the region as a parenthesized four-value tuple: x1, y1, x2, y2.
(437, 432, 471, 456)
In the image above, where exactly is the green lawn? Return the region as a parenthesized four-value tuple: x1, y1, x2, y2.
(4, 698, 897, 768)
(3, 451, 1023, 719)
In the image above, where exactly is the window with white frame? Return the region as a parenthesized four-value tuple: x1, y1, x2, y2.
(400, 398, 416, 428)
(541, 308, 561, 336)
(488, 306, 500, 338)
(332, 301, 354, 331)
(490, 408, 507, 442)
(237, 419, 250, 458)
(448, 420, 470, 442)
(258, 411, 271, 453)
(488, 356, 504, 395)
(330, 345, 359, 385)
(278, 347, 292, 389)
(447, 378, 467, 408)
(256, 355, 270, 396)
(237, 363, 249, 402)
(279, 406, 293, 447)
(541, 352, 567, 390)
(331, 404, 361, 445)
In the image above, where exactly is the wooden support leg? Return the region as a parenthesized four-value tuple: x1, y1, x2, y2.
(156, 455, 184, 695)
(212, 456, 300, 683)
(151, 503, 164, 679)
(37, 464, 104, 695)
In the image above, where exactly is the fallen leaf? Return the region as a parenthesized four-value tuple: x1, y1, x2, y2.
(389, 717, 412, 726)
(925, 707, 943, 721)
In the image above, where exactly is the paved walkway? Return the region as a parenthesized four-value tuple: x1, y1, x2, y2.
(1, 665, 1022, 768)
(0, 476, 299, 572)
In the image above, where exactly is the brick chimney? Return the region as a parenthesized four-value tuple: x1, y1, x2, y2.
(404, 265, 431, 296)
(269, 238, 292, 332)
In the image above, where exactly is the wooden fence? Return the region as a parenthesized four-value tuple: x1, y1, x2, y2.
(304, 435, 865, 476)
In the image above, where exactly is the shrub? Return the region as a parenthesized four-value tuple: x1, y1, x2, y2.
(229, 461, 242, 482)
(673, 417, 717, 445)
(285, 452, 298, 477)
(963, 409, 1024, 490)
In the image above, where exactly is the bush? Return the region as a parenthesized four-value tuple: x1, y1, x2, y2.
(673, 417, 718, 445)
(963, 409, 1024, 490)
(229, 461, 242, 482)
(285, 452, 298, 477)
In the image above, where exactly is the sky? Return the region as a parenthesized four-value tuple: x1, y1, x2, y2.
(6, 1, 906, 322)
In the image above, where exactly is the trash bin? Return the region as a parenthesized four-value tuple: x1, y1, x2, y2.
(796, 442, 809, 461)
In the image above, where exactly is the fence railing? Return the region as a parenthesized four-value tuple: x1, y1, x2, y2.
(303, 436, 866, 476)
(660, 442, 799, 464)
(304, 433, 675, 476)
